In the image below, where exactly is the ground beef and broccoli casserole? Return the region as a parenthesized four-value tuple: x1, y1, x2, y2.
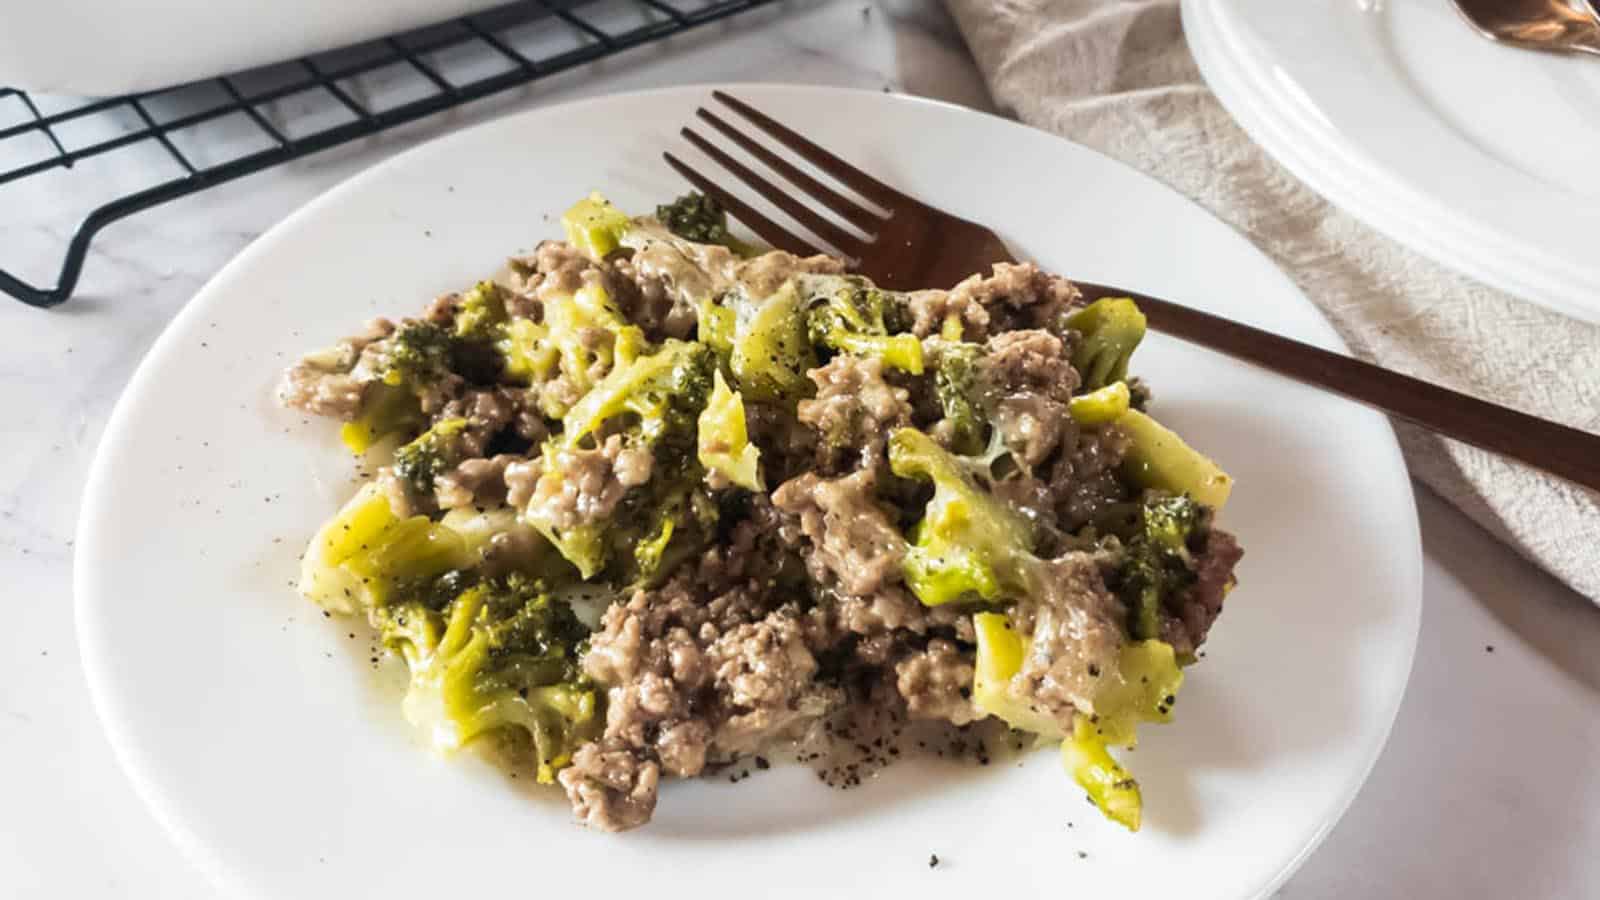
(280, 193, 1243, 833)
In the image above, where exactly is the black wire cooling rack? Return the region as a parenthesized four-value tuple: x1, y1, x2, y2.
(0, 0, 778, 309)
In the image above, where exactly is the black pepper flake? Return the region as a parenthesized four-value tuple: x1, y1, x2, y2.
(1485, 645, 1495, 653)
(1077, 851, 1088, 860)
(928, 854, 939, 869)
(1087, 663, 1101, 677)
(755, 756, 770, 770)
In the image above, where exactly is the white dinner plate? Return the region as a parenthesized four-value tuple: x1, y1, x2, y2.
(1184, 0, 1600, 324)
(76, 84, 1422, 900)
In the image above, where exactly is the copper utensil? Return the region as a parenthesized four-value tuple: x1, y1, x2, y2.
(1452, 0, 1600, 56)
(662, 91, 1600, 492)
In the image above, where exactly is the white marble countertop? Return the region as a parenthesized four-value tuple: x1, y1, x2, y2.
(2, 1, 1597, 896)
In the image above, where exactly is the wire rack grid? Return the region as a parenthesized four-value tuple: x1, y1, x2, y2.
(0, 0, 779, 309)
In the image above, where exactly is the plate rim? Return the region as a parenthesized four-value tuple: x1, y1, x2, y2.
(74, 80, 1424, 900)
(1183, 0, 1600, 325)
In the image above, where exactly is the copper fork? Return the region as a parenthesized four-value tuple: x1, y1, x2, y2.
(662, 91, 1600, 493)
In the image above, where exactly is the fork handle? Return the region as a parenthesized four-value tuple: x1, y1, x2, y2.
(1075, 281, 1600, 493)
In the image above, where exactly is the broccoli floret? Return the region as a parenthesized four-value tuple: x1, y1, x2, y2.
(1063, 639, 1185, 831)
(297, 482, 471, 614)
(391, 417, 469, 496)
(523, 340, 716, 579)
(1118, 408, 1234, 509)
(973, 607, 1184, 832)
(712, 281, 815, 405)
(971, 611, 1065, 738)
(380, 572, 600, 783)
(733, 283, 814, 404)
(1116, 493, 1208, 641)
(500, 281, 650, 419)
(453, 280, 508, 341)
(379, 320, 456, 387)
(1063, 714, 1143, 831)
(804, 277, 923, 374)
(622, 483, 719, 588)
(654, 191, 754, 255)
(1066, 297, 1146, 392)
(888, 427, 1035, 606)
(559, 338, 713, 449)
(1067, 381, 1131, 426)
(931, 341, 986, 454)
(339, 320, 461, 454)
(340, 384, 426, 456)
(563, 193, 633, 260)
(697, 370, 763, 491)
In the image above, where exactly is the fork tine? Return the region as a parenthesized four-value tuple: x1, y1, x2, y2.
(661, 151, 824, 258)
(695, 108, 886, 234)
(713, 90, 905, 209)
(681, 127, 865, 258)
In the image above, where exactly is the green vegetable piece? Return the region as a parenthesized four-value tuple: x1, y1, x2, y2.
(1067, 381, 1130, 426)
(453, 280, 508, 340)
(1063, 714, 1143, 831)
(523, 340, 715, 578)
(498, 281, 649, 418)
(654, 191, 755, 255)
(339, 319, 462, 454)
(1066, 297, 1147, 392)
(562, 192, 632, 260)
(439, 505, 569, 575)
(973, 605, 1181, 831)
(805, 277, 923, 374)
(391, 417, 469, 496)
(534, 517, 608, 582)
(1117, 409, 1233, 510)
(296, 482, 469, 614)
(932, 341, 986, 455)
(390, 575, 601, 783)
(340, 382, 423, 455)
(559, 338, 713, 449)
(1118, 492, 1207, 640)
(623, 487, 718, 589)
(633, 513, 676, 578)
(1094, 639, 1185, 746)
(729, 282, 815, 404)
(697, 295, 737, 356)
(498, 317, 550, 385)
(1062, 640, 1183, 831)
(378, 320, 456, 388)
(972, 611, 1065, 738)
(698, 370, 764, 491)
(889, 427, 1034, 606)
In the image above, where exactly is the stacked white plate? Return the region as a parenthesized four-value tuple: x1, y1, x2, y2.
(1184, 0, 1600, 324)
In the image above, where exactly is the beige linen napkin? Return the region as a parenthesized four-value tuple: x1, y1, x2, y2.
(943, 0, 1600, 600)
